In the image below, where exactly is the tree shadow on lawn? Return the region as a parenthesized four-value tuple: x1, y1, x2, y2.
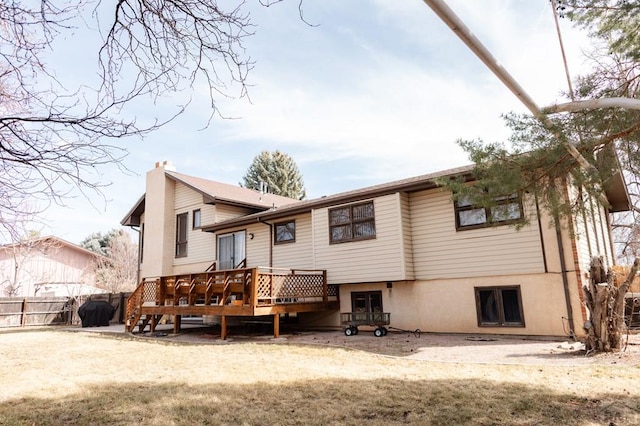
(2, 378, 638, 425)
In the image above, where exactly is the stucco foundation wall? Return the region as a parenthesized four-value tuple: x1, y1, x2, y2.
(339, 274, 573, 337)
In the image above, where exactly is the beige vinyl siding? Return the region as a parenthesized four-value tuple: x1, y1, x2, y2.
(313, 194, 408, 284)
(592, 200, 613, 265)
(568, 184, 595, 272)
(572, 189, 613, 271)
(573, 206, 593, 273)
(200, 204, 216, 228)
(399, 192, 415, 280)
(245, 225, 270, 267)
(272, 214, 314, 269)
(173, 182, 216, 267)
(410, 188, 545, 279)
(567, 178, 614, 270)
(216, 204, 254, 223)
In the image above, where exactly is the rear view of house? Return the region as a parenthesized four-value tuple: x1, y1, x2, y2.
(122, 160, 629, 338)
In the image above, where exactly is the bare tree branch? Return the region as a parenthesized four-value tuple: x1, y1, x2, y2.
(0, 1, 260, 239)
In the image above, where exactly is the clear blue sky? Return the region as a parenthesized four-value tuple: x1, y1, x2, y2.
(34, 0, 590, 244)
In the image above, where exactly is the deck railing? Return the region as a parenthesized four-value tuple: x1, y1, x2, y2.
(256, 267, 328, 305)
(125, 267, 334, 329)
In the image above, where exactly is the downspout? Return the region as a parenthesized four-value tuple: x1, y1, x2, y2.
(257, 218, 273, 268)
(554, 216, 576, 339)
(534, 195, 548, 273)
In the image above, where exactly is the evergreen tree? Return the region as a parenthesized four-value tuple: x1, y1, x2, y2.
(81, 229, 121, 257)
(443, 1, 640, 352)
(241, 151, 306, 200)
(446, 1, 640, 238)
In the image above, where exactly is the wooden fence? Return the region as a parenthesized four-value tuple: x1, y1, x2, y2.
(0, 297, 72, 328)
(0, 292, 130, 328)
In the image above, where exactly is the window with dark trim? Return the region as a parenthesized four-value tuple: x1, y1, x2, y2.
(176, 213, 188, 258)
(351, 291, 383, 313)
(274, 220, 295, 244)
(329, 201, 376, 243)
(455, 193, 522, 230)
(192, 209, 201, 229)
(474, 286, 524, 327)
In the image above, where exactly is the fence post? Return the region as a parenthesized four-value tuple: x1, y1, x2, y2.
(119, 292, 126, 324)
(20, 299, 27, 327)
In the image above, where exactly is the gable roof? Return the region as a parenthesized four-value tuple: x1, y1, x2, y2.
(120, 171, 301, 227)
(166, 171, 299, 209)
(0, 236, 103, 259)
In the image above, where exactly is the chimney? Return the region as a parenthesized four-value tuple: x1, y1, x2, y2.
(155, 160, 176, 172)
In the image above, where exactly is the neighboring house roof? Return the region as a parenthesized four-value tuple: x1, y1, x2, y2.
(0, 236, 103, 259)
(120, 171, 300, 227)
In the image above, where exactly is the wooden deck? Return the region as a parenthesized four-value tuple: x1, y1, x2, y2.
(125, 267, 339, 339)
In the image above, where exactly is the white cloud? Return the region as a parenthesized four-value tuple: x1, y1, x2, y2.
(25, 0, 602, 243)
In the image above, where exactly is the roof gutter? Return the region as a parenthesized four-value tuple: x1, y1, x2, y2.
(201, 170, 472, 233)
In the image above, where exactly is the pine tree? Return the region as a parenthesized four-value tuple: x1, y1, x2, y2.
(241, 151, 306, 200)
(445, 1, 640, 351)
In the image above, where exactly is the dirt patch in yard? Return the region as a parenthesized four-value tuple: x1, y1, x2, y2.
(120, 323, 640, 366)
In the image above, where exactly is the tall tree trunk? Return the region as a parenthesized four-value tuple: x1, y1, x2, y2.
(583, 256, 639, 352)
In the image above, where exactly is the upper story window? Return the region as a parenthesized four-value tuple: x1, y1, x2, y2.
(455, 193, 522, 230)
(329, 201, 376, 243)
(192, 209, 201, 229)
(274, 220, 295, 244)
(176, 213, 188, 258)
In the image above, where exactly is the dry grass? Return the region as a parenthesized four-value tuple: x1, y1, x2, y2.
(1, 329, 640, 425)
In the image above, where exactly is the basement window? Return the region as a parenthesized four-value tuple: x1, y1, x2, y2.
(351, 291, 383, 314)
(474, 286, 524, 327)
